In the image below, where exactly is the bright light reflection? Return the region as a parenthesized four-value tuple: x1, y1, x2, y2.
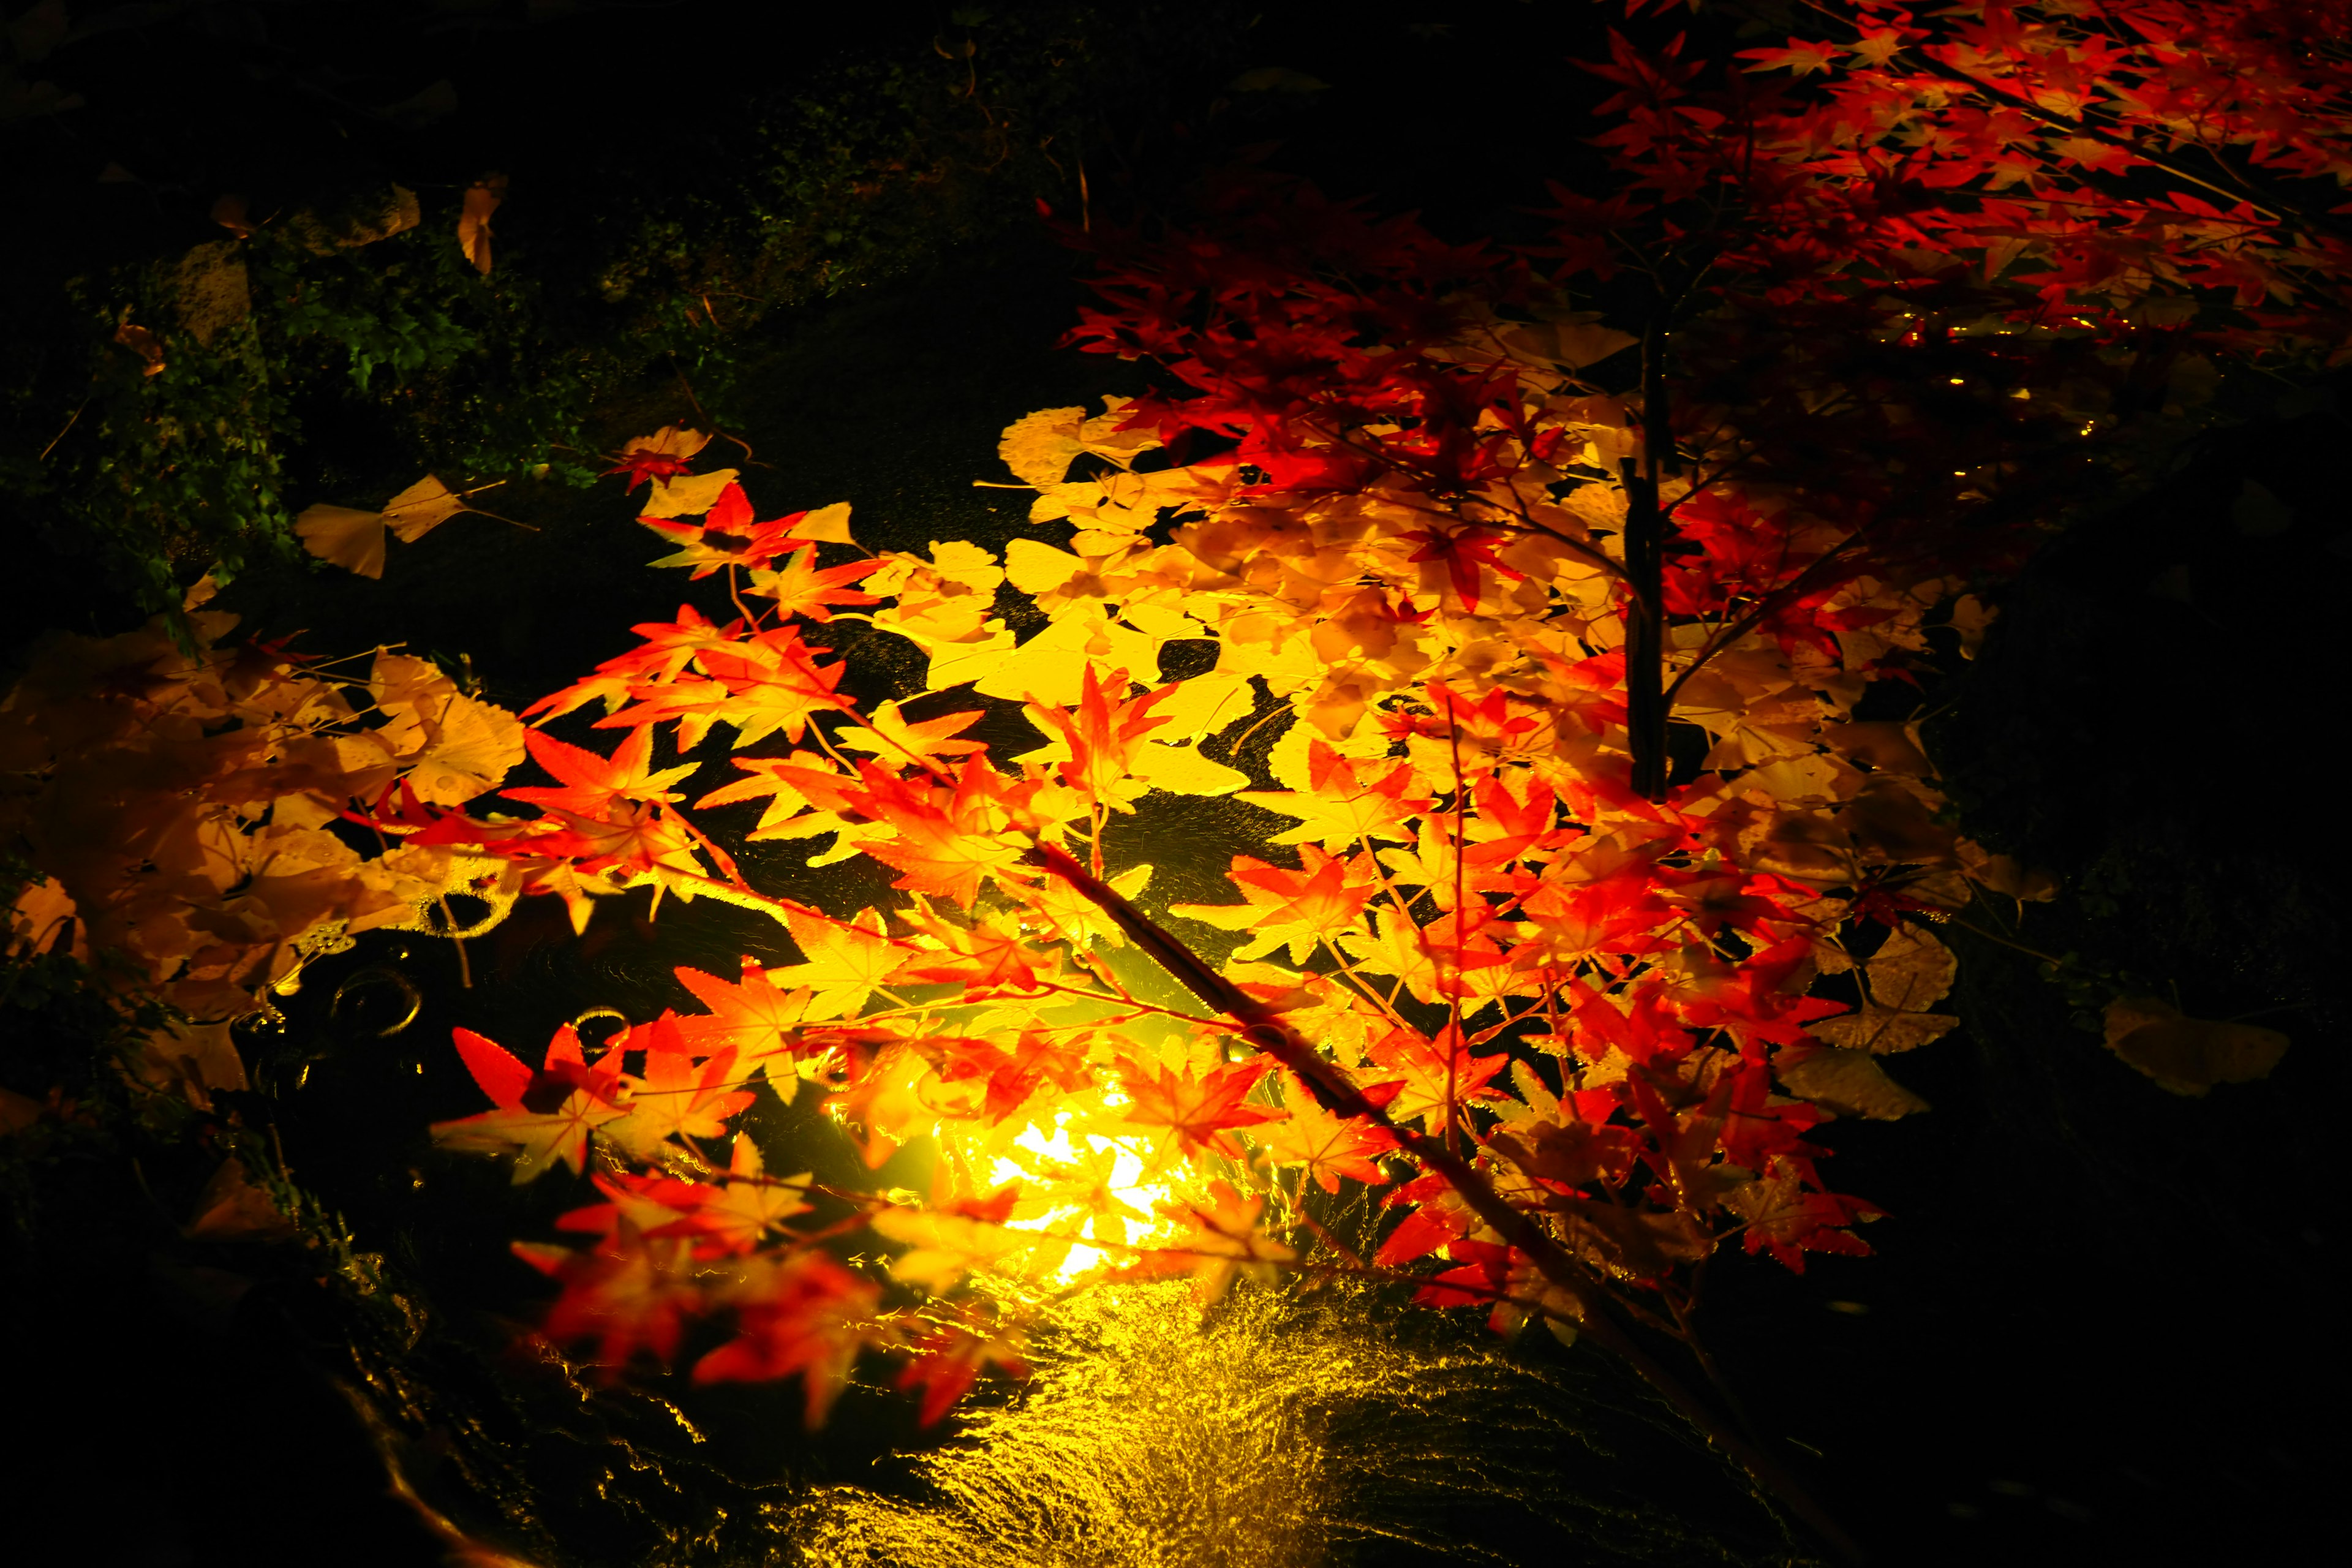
(984, 1106, 1185, 1282)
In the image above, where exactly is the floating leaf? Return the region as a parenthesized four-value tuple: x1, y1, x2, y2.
(294, 503, 390, 578)
(2102, 997, 2288, 1096)
(1777, 1044, 1930, 1120)
(459, 173, 508, 275)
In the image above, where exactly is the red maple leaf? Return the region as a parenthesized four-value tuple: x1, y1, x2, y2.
(431, 1025, 626, 1183)
(692, 1251, 881, 1427)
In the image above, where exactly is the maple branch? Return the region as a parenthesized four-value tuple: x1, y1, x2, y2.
(1025, 839, 1865, 1563)
(1782, 0, 2352, 244)
(1657, 533, 1867, 717)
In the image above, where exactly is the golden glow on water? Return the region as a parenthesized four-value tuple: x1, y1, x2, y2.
(793, 1280, 1776, 1568)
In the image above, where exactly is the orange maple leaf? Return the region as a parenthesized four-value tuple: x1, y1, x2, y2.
(847, 763, 1033, 909)
(1252, 1076, 1394, 1193)
(671, 959, 808, 1075)
(748, 545, 884, 621)
(1020, 665, 1179, 809)
(1170, 845, 1378, 963)
(503, 725, 697, 818)
(1363, 1023, 1510, 1134)
(1116, 1054, 1284, 1161)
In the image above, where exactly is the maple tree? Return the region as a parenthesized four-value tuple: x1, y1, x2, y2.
(371, 5, 2350, 1550)
(9, 3, 2340, 1555)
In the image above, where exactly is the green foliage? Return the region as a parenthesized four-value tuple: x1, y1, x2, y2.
(1, 2, 1250, 614)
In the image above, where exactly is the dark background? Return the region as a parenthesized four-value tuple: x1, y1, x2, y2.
(1, 3, 2341, 1564)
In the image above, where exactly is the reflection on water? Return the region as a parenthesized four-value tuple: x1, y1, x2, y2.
(793, 1281, 1792, 1568)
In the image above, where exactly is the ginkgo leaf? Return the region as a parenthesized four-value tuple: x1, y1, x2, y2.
(1003, 535, 1080, 593)
(998, 407, 1088, 487)
(971, 609, 1158, 708)
(459, 173, 506, 275)
(1862, 926, 1956, 1013)
(1776, 1044, 1929, 1120)
(2101, 997, 2289, 1096)
(383, 475, 470, 542)
(1145, 669, 1257, 745)
(641, 469, 744, 519)
(295, 504, 389, 578)
(786, 501, 856, 545)
(1130, 741, 1251, 796)
(295, 475, 475, 576)
(1809, 1005, 1959, 1055)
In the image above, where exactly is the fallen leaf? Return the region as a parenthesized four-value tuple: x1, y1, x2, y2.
(641, 468, 743, 519)
(1777, 1044, 1929, 1119)
(184, 1158, 298, 1243)
(113, 322, 164, 377)
(459, 173, 508, 276)
(294, 474, 475, 575)
(295, 504, 388, 578)
(2102, 997, 2288, 1095)
(998, 407, 1087, 487)
(383, 475, 469, 542)
(787, 500, 856, 545)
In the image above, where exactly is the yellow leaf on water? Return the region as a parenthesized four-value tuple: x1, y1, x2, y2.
(1777, 1043, 1929, 1120)
(641, 468, 742, 519)
(295, 503, 388, 578)
(1810, 1004, 1959, 1055)
(296, 473, 473, 575)
(1005, 536, 1087, 597)
(788, 501, 856, 545)
(1868, 924, 1956, 1012)
(1131, 741, 1251, 797)
(2102, 997, 2288, 1096)
(383, 475, 469, 542)
(998, 407, 1088, 488)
